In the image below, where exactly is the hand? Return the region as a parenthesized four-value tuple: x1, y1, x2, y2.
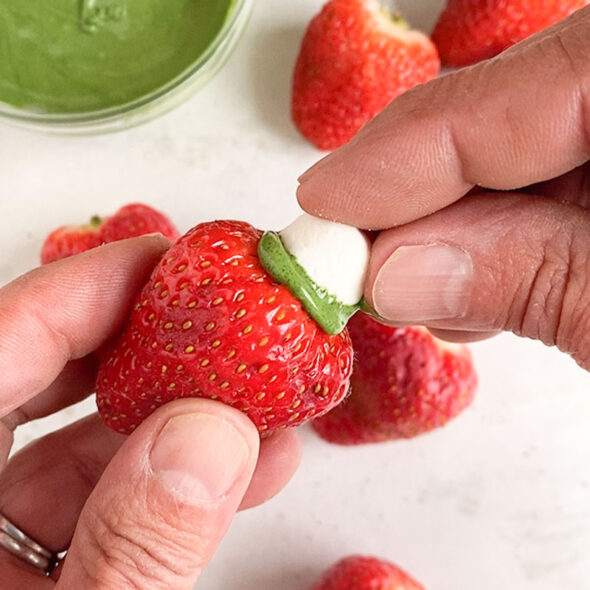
(298, 7, 590, 368)
(0, 236, 301, 589)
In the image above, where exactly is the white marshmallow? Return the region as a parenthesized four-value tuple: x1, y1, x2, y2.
(280, 214, 370, 306)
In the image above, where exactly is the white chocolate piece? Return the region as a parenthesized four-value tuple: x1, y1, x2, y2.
(280, 214, 371, 306)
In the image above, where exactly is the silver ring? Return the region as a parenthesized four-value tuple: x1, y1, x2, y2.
(0, 514, 63, 575)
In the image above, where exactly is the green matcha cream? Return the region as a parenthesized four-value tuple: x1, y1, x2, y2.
(0, 0, 235, 113)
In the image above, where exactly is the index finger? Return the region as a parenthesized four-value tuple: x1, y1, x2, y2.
(297, 6, 590, 229)
(0, 235, 169, 417)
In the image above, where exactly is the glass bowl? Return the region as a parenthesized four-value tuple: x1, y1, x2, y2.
(0, 0, 252, 134)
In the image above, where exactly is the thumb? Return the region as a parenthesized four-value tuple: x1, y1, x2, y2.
(57, 399, 259, 590)
(366, 192, 590, 369)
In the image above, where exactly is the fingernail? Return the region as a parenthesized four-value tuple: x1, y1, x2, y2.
(372, 244, 473, 322)
(150, 414, 249, 505)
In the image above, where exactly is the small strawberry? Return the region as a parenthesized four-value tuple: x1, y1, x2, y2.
(41, 203, 179, 264)
(292, 0, 440, 150)
(41, 220, 104, 264)
(432, 0, 588, 66)
(313, 314, 477, 445)
(312, 555, 425, 590)
(96, 219, 356, 435)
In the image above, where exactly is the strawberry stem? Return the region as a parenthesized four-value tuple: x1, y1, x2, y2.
(390, 13, 409, 29)
(379, 5, 409, 30)
(258, 232, 359, 335)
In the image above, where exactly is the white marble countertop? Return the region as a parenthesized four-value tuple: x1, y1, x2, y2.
(1, 1, 590, 588)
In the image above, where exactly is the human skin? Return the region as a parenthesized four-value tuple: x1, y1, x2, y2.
(0, 236, 301, 589)
(298, 6, 590, 368)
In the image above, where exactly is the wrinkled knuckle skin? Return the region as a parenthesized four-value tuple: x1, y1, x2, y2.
(511, 216, 590, 369)
(557, 234, 590, 369)
(511, 228, 573, 348)
(77, 495, 207, 589)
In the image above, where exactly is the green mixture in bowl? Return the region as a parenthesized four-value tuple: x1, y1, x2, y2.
(0, 0, 235, 113)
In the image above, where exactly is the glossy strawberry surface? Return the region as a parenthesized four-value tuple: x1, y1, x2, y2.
(432, 0, 588, 66)
(313, 315, 477, 445)
(312, 555, 425, 590)
(292, 0, 440, 150)
(96, 220, 353, 435)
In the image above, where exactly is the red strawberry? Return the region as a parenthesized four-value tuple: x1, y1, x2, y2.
(41, 203, 179, 264)
(432, 0, 588, 66)
(313, 314, 477, 445)
(41, 221, 104, 264)
(96, 220, 353, 435)
(312, 555, 425, 590)
(292, 0, 440, 150)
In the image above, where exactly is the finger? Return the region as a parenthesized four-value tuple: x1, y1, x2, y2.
(0, 557, 53, 590)
(0, 422, 11, 470)
(297, 6, 590, 229)
(0, 421, 298, 586)
(365, 192, 590, 369)
(0, 413, 299, 562)
(524, 161, 590, 206)
(0, 415, 122, 587)
(365, 310, 500, 343)
(424, 328, 499, 344)
(0, 235, 170, 418)
(240, 427, 302, 510)
(0, 415, 125, 554)
(58, 399, 259, 590)
(2, 356, 97, 431)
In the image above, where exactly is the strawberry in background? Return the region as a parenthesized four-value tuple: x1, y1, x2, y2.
(292, 0, 440, 150)
(313, 314, 477, 445)
(432, 0, 589, 66)
(41, 203, 179, 264)
(312, 555, 425, 590)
